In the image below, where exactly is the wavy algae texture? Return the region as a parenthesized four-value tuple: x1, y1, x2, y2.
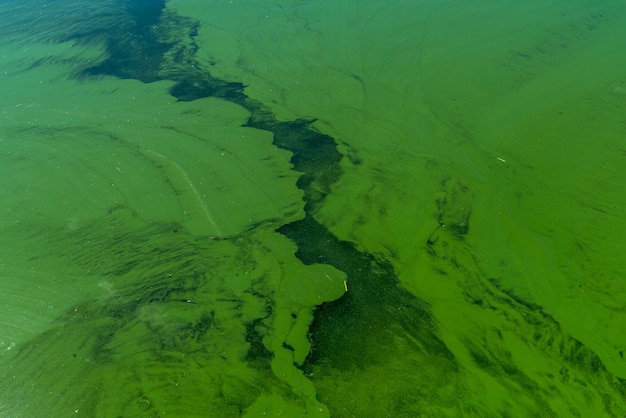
(1, 0, 626, 416)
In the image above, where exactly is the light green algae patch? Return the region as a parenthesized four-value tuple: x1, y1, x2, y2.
(1, 42, 302, 237)
(414, 1, 626, 380)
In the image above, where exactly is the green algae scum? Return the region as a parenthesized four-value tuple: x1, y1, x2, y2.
(1, 0, 626, 416)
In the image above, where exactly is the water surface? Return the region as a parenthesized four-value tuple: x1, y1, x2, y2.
(1, 0, 626, 416)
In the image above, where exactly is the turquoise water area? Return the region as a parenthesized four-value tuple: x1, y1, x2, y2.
(1, 0, 626, 416)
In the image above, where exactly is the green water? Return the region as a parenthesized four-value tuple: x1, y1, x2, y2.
(1, 0, 625, 416)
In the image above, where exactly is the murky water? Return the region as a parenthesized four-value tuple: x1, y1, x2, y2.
(1, 0, 625, 416)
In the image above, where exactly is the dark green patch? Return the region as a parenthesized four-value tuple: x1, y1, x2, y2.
(245, 318, 273, 366)
(80, 1, 172, 81)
